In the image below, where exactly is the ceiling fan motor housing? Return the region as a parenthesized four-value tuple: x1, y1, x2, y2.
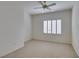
(43, 5, 48, 9)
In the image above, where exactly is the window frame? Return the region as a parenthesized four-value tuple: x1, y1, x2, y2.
(43, 19, 62, 35)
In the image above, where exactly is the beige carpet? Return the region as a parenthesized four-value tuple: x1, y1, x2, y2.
(3, 40, 78, 58)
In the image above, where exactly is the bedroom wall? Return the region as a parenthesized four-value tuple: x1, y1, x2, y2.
(32, 9, 72, 44)
(24, 7, 32, 42)
(72, 2, 79, 56)
(0, 2, 24, 57)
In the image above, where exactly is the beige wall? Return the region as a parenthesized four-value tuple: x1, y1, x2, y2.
(24, 7, 32, 42)
(72, 2, 79, 56)
(0, 2, 24, 57)
(32, 9, 72, 44)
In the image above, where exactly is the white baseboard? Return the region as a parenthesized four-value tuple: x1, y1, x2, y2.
(24, 38, 32, 43)
(32, 38, 71, 45)
(1, 44, 24, 58)
(72, 44, 79, 57)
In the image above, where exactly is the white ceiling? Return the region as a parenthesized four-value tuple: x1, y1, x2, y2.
(24, 1, 76, 14)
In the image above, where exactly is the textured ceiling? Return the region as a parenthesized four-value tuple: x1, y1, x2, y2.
(24, 1, 76, 14)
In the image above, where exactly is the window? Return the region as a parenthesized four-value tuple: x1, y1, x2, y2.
(52, 20, 56, 34)
(43, 21, 47, 33)
(48, 20, 52, 33)
(57, 20, 61, 34)
(43, 19, 61, 34)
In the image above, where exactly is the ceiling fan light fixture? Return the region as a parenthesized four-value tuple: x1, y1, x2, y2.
(34, 1, 56, 10)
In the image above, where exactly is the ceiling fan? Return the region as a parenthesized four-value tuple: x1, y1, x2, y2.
(34, 1, 56, 10)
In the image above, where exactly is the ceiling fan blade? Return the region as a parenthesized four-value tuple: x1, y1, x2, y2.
(39, 1, 44, 6)
(47, 7, 52, 10)
(34, 7, 42, 9)
(48, 3, 56, 7)
(43, 1, 46, 4)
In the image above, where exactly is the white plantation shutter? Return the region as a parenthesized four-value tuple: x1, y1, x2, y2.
(48, 20, 52, 33)
(43, 19, 61, 34)
(52, 20, 56, 34)
(57, 20, 61, 34)
(43, 20, 47, 33)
